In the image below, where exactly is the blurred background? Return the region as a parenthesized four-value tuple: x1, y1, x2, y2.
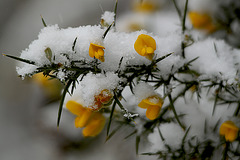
(0, 0, 141, 160)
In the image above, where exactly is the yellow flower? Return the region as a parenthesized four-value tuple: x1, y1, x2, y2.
(66, 100, 106, 137)
(89, 43, 105, 62)
(82, 112, 106, 137)
(133, 1, 158, 13)
(134, 34, 156, 60)
(32, 72, 62, 99)
(128, 23, 143, 32)
(138, 95, 163, 120)
(220, 121, 239, 142)
(188, 11, 217, 33)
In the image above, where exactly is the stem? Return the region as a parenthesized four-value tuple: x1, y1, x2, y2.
(234, 102, 240, 116)
(181, 0, 189, 58)
(182, 0, 188, 33)
(113, 0, 118, 27)
(57, 79, 73, 127)
(222, 142, 229, 160)
(168, 94, 186, 130)
(172, 0, 181, 19)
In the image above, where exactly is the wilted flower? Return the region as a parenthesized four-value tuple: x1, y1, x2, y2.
(138, 95, 164, 120)
(188, 11, 217, 33)
(66, 100, 106, 137)
(134, 34, 156, 60)
(89, 89, 113, 111)
(89, 43, 105, 62)
(220, 121, 239, 142)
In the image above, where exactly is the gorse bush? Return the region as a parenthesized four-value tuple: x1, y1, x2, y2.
(4, 0, 240, 159)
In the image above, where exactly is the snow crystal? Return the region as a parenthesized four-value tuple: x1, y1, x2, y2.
(101, 11, 115, 25)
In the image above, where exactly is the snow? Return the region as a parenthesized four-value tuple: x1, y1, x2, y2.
(101, 11, 115, 25)
(64, 72, 120, 107)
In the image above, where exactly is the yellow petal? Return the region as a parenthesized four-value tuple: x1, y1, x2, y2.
(142, 35, 156, 51)
(97, 48, 104, 56)
(98, 56, 105, 62)
(138, 100, 151, 109)
(82, 113, 106, 137)
(138, 95, 164, 109)
(133, 2, 158, 13)
(146, 105, 161, 120)
(134, 35, 145, 56)
(89, 43, 96, 58)
(141, 48, 146, 56)
(75, 116, 84, 128)
(66, 100, 85, 116)
(188, 11, 216, 33)
(146, 96, 164, 106)
(89, 43, 105, 59)
(146, 47, 154, 54)
(76, 109, 94, 128)
(225, 129, 238, 142)
(134, 34, 156, 56)
(220, 121, 239, 142)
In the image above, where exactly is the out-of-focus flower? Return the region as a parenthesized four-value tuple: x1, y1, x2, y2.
(82, 112, 106, 137)
(89, 43, 105, 62)
(32, 72, 62, 99)
(133, 0, 158, 13)
(134, 34, 156, 60)
(128, 23, 143, 32)
(66, 100, 106, 137)
(188, 11, 217, 33)
(219, 121, 239, 142)
(138, 95, 164, 120)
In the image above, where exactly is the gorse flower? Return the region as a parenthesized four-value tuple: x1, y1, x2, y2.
(138, 95, 164, 120)
(219, 121, 239, 142)
(188, 11, 217, 33)
(134, 34, 156, 60)
(95, 89, 113, 105)
(133, 0, 158, 13)
(89, 43, 105, 62)
(66, 100, 106, 137)
(89, 89, 113, 111)
(32, 72, 62, 99)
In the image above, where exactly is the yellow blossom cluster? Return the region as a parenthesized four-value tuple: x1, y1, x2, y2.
(89, 34, 156, 62)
